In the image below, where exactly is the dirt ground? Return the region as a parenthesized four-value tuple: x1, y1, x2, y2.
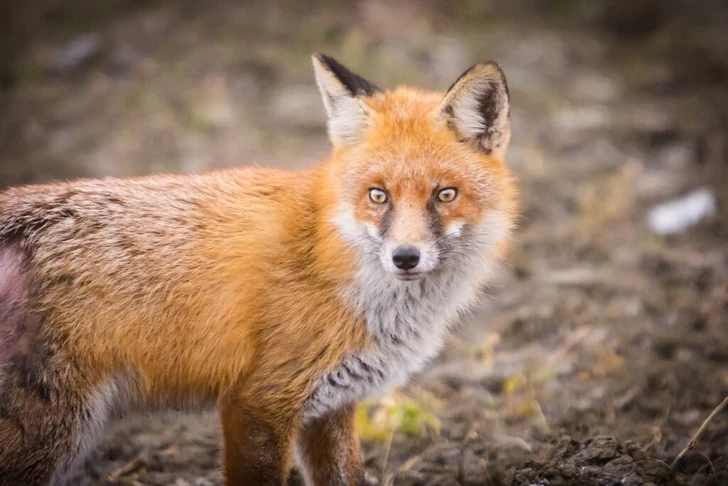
(1, 1, 727, 485)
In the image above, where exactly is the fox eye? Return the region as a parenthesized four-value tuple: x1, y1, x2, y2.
(437, 188, 458, 203)
(368, 188, 388, 204)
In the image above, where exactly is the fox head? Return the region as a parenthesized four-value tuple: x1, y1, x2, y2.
(313, 53, 517, 282)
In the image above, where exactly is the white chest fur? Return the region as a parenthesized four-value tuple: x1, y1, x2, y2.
(302, 257, 488, 420)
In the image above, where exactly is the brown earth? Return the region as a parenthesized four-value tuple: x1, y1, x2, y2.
(1, 1, 726, 485)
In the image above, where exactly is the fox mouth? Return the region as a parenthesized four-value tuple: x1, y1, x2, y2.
(394, 271, 425, 281)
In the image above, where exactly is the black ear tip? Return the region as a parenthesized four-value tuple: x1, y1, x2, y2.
(311, 53, 382, 98)
(312, 52, 340, 70)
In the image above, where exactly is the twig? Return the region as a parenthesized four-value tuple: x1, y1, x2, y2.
(671, 394, 728, 470)
(106, 454, 148, 481)
(696, 450, 715, 473)
(548, 326, 592, 366)
(396, 452, 424, 474)
(380, 426, 396, 484)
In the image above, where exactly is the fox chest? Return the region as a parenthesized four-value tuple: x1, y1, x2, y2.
(302, 274, 475, 420)
(303, 326, 444, 420)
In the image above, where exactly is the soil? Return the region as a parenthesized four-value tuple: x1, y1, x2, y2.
(1, 1, 726, 485)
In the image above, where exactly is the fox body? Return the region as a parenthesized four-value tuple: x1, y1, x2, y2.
(0, 54, 517, 485)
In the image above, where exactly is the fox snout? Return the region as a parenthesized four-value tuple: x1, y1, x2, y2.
(381, 243, 433, 280)
(381, 237, 440, 280)
(378, 206, 442, 280)
(391, 246, 419, 270)
(385, 243, 438, 281)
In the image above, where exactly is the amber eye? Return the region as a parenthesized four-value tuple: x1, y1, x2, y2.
(437, 188, 458, 203)
(368, 188, 388, 204)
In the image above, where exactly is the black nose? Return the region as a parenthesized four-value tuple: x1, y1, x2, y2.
(392, 246, 420, 270)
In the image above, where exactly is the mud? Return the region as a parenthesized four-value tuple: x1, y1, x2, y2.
(505, 436, 684, 486)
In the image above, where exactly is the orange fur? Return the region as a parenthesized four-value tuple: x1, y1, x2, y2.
(0, 54, 518, 485)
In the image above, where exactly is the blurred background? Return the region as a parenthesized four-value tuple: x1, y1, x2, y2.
(1, 1, 726, 485)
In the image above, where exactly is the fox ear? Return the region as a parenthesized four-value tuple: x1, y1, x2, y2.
(439, 62, 511, 159)
(312, 53, 382, 147)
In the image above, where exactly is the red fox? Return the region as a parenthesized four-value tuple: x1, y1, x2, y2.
(0, 53, 517, 485)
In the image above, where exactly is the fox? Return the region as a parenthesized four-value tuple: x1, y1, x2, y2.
(0, 53, 517, 485)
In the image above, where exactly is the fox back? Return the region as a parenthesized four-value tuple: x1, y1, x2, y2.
(0, 53, 517, 486)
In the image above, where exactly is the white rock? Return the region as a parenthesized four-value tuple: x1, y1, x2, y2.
(647, 187, 717, 235)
